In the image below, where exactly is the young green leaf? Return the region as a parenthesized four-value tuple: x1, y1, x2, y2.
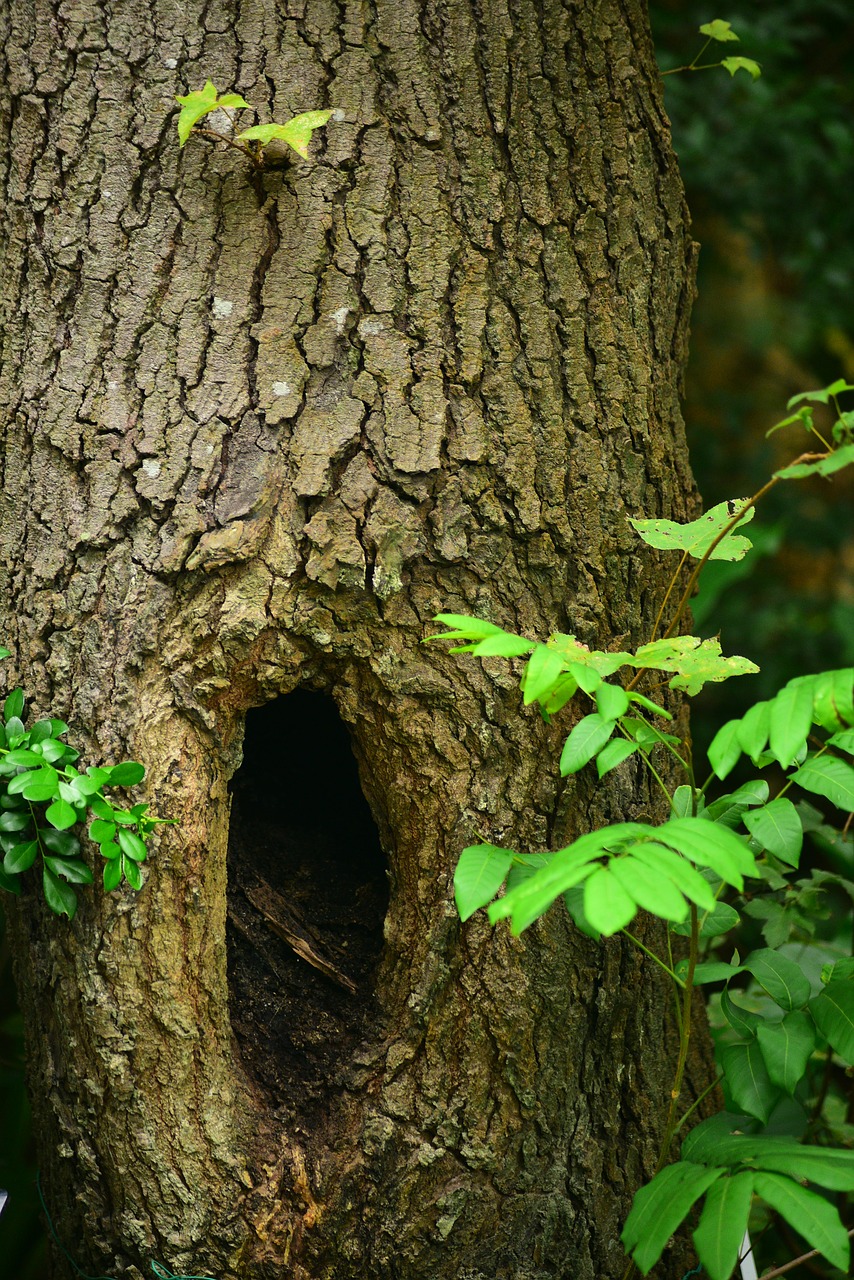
(699, 19, 739, 42)
(621, 1162, 724, 1274)
(3, 688, 24, 721)
(627, 842, 717, 912)
(175, 80, 221, 146)
(721, 56, 761, 79)
(522, 645, 566, 705)
(692, 1171, 754, 1280)
(608, 855, 689, 923)
(752, 1172, 850, 1274)
(238, 109, 333, 159)
(774, 442, 854, 480)
(658, 817, 756, 889)
(629, 500, 755, 562)
(548, 634, 632, 678)
(454, 844, 514, 921)
(89, 819, 117, 844)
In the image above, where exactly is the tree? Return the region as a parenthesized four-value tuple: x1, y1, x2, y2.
(0, 1, 710, 1276)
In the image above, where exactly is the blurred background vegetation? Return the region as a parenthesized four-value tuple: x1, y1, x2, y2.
(2, 4, 853, 1274)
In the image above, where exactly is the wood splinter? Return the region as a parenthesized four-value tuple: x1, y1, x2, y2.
(245, 881, 358, 995)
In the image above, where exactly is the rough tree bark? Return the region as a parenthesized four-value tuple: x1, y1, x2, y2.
(0, 0, 706, 1276)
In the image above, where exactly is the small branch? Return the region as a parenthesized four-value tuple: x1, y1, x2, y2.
(758, 1227, 854, 1279)
(191, 126, 265, 168)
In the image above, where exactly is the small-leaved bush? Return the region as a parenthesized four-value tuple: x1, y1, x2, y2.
(0, 656, 167, 919)
(429, 385, 854, 1280)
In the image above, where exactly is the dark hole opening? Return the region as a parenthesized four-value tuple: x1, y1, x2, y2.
(227, 689, 388, 1122)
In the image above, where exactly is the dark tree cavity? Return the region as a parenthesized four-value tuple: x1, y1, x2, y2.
(0, 0, 709, 1276)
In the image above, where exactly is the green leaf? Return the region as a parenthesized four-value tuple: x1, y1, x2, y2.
(627, 842, 717, 912)
(737, 700, 771, 760)
(789, 379, 854, 408)
(690, 960, 745, 985)
(719, 986, 762, 1038)
(671, 899, 740, 938)
(0, 864, 21, 893)
(3, 688, 24, 720)
(828, 728, 854, 753)
(216, 93, 250, 110)
(704, 779, 769, 827)
(658, 817, 756, 889)
(559, 714, 616, 775)
(99, 841, 121, 861)
(769, 680, 814, 767)
(5, 748, 41, 766)
(122, 855, 143, 890)
(756, 1011, 816, 1093)
(3, 840, 38, 874)
(630, 499, 754, 561)
(41, 829, 80, 857)
(175, 80, 220, 146)
(742, 948, 811, 1011)
(684, 1128, 854, 1190)
(522, 645, 566, 706)
(109, 761, 145, 787)
(549, 634, 633, 678)
(473, 633, 536, 658)
(583, 865, 639, 934)
(428, 614, 505, 641)
(609, 855, 689, 923)
(621, 1162, 724, 1274)
(117, 830, 147, 862)
(811, 669, 854, 731)
(671, 785, 694, 818)
(692, 1172, 754, 1280)
(103, 858, 123, 890)
(595, 682, 629, 721)
(792, 755, 854, 811)
(743, 798, 803, 867)
(627, 690, 672, 720)
(633, 636, 759, 697)
(0, 811, 31, 832)
(720, 1040, 778, 1121)
(42, 865, 77, 918)
(238, 109, 333, 158)
(708, 719, 742, 779)
(810, 979, 854, 1062)
(774, 442, 854, 480)
(595, 738, 637, 778)
(38, 737, 73, 763)
(89, 819, 117, 843)
(45, 798, 78, 831)
(720, 56, 761, 79)
(4, 716, 25, 747)
(454, 844, 514, 921)
(752, 1172, 850, 1273)
(43, 856, 93, 885)
(699, 19, 739, 42)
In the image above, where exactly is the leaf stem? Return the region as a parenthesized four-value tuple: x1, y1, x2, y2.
(191, 126, 265, 168)
(655, 904, 699, 1173)
(621, 930, 685, 986)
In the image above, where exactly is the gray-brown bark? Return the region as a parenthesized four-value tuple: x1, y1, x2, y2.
(0, 0, 706, 1276)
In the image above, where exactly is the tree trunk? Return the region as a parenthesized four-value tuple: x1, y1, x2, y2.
(0, 0, 705, 1276)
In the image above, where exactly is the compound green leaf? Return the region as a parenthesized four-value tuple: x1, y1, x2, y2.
(42, 865, 77, 919)
(629, 499, 754, 561)
(472, 633, 536, 657)
(559, 714, 616, 775)
(757, 1011, 816, 1093)
(743, 798, 802, 866)
(810, 979, 854, 1062)
(753, 1172, 850, 1274)
(621, 1162, 724, 1274)
(454, 844, 514, 921)
(792, 755, 854, 812)
(658, 817, 756, 888)
(769, 679, 814, 767)
(720, 1040, 778, 1122)
(742, 948, 811, 1011)
(692, 1171, 754, 1280)
(583, 865, 638, 934)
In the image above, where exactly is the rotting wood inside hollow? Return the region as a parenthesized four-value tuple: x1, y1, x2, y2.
(227, 689, 388, 1126)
